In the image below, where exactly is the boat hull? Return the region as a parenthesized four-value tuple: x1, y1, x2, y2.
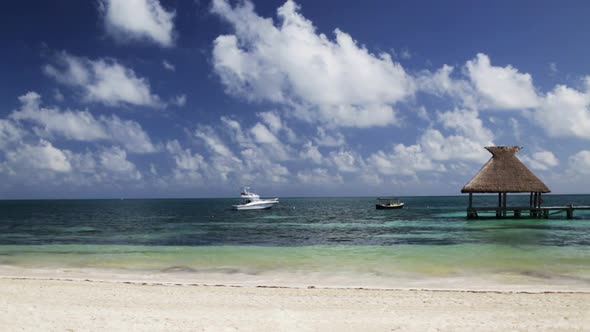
(233, 204, 274, 210)
(232, 199, 278, 210)
(376, 203, 404, 210)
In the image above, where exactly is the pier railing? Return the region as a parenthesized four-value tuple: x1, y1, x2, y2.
(466, 205, 590, 219)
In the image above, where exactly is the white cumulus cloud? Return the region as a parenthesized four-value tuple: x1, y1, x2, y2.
(170, 94, 187, 107)
(327, 150, 361, 173)
(211, 0, 414, 128)
(10, 92, 156, 153)
(5, 139, 71, 173)
(103, 115, 157, 154)
(13, 92, 107, 141)
(166, 140, 205, 182)
(533, 83, 590, 139)
(419, 128, 490, 163)
(314, 127, 345, 147)
(299, 141, 323, 164)
(416, 64, 477, 110)
(194, 126, 236, 159)
(466, 53, 540, 110)
(521, 151, 559, 171)
(366, 107, 494, 179)
(99, 146, 141, 179)
(101, 0, 175, 47)
(367, 144, 442, 177)
(297, 168, 342, 185)
(435, 108, 494, 152)
(162, 59, 176, 71)
(567, 150, 590, 176)
(44, 52, 163, 108)
(0, 119, 25, 149)
(418, 54, 540, 112)
(257, 111, 297, 142)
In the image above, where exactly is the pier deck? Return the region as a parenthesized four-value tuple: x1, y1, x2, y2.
(467, 205, 590, 219)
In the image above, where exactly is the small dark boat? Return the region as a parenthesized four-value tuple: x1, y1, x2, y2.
(376, 197, 404, 209)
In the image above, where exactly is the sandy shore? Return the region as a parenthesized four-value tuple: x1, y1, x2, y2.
(0, 276, 589, 331)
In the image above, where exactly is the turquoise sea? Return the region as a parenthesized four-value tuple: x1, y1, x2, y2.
(1, 195, 590, 288)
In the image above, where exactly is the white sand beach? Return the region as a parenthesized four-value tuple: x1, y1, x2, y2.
(1, 271, 589, 331)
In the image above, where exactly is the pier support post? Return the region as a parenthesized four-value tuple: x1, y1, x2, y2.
(496, 193, 502, 218)
(531, 193, 538, 218)
(466, 193, 476, 219)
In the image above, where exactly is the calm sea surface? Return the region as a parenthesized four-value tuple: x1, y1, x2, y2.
(1, 195, 590, 285)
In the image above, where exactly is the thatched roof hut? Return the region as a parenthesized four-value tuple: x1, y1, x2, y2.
(462, 146, 550, 193)
(462, 146, 550, 218)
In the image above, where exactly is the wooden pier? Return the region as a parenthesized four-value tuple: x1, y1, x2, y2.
(467, 205, 590, 219)
(461, 146, 566, 220)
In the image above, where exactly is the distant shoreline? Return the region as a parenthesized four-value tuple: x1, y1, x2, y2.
(1, 193, 589, 201)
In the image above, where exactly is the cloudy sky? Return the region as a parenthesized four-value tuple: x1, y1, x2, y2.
(1, 0, 590, 198)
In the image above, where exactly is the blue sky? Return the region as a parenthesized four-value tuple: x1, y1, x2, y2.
(1, 0, 590, 198)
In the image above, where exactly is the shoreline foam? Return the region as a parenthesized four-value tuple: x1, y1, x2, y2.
(2, 265, 590, 293)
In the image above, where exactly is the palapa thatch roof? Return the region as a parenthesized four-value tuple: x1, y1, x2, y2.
(461, 146, 550, 193)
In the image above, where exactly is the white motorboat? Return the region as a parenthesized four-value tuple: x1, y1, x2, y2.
(232, 187, 279, 210)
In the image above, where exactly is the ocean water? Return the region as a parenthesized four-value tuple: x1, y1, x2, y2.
(1, 195, 590, 288)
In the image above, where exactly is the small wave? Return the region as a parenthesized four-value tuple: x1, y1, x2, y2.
(261, 215, 293, 220)
(161, 266, 197, 273)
